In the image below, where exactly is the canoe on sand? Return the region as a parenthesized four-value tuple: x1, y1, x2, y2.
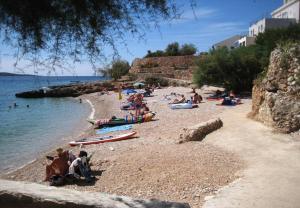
(69, 131, 137, 146)
(87, 112, 155, 128)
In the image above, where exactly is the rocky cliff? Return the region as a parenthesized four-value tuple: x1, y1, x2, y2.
(250, 44, 300, 133)
(15, 81, 114, 98)
(129, 55, 198, 80)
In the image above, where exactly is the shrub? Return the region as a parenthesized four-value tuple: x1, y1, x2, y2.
(180, 43, 197, 55)
(145, 50, 165, 58)
(165, 42, 180, 56)
(145, 76, 169, 87)
(193, 46, 263, 92)
(144, 42, 197, 57)
(108, 59, 130, 80)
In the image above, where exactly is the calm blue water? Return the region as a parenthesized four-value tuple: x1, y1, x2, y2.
(0, 76, 104, 173)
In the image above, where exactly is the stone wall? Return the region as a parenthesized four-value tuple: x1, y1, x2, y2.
(250, 44, 300, 133)
(129, 55, 198, 80)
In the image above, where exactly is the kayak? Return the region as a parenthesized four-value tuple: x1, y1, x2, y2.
(69, 131, 137, 146)
(87, 112, 155, 128)
(170, 103, 195, 109)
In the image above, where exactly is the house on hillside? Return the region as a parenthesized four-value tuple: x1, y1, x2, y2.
(212, 35, 242, 50)
(249, 18, 296, 37)
(248, 0, 299, 37)
(212, 0, 299, 49)
(272, 0, 300, 22)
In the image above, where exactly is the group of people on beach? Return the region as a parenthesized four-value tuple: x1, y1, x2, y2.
(45, 148, 94, 185)
(169, 88, 203, 105)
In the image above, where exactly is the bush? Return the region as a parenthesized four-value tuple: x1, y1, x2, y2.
(255, 23, 300, 68)
(145, 50, 165, 58)
(145, 76, 169, 87)
(108, 59, 130, 80)
(180, 43, 197, 55)
(144, 42, 197, 57)
(165, 42, 180, 56)
(193, 46, 263, 92)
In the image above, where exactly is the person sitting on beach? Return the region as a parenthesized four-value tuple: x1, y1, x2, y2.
(157, 82, 161, 89)
(134, 93, 143, 117)
(192, 93, 203, 104)
(44, 148, 75, 181)
(190, 87, 196, 93)
(170, 94, 186, 104)
(127, 94, 135, 102)
(140, 103, 150, 115)
(144, 87, 152, 97)
(68, 151, 94, 182)
(229, 90, 236, 99)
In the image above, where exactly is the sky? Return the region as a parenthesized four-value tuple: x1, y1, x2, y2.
(0, 0, 283, 76)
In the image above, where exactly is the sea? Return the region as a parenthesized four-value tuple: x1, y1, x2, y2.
(0, 75, 105, 174)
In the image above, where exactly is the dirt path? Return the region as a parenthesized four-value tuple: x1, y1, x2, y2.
(202, 100, 300, 208)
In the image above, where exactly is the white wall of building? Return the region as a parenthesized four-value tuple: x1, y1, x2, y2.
(249, 19, 266, 37)
(238, 36, 256, 47)
(272, 0, 300, 22)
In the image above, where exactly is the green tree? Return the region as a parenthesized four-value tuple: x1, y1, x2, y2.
(0, 0, 180, 70)
(108, 59, 130, 80)
(193, 46, 263, 92)
(165, 42, 180, 56)
(180, 43, 197, 55)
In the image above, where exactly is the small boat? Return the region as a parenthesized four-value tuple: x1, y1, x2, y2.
(87, 112, 155, 128)
(69, 131, 137, 146)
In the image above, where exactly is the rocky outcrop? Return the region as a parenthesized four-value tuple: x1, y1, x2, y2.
(250, 44, 300, 133)
(178, 118, 223, 143)
(0, 179, 190, 208)
(15, 81, 114, 98)
(129, 55, 198, 80)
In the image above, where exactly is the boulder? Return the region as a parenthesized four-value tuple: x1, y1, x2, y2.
(250, 44, 300, 133)
(0, 179, 190, 208)
(179, 118, 223, 143)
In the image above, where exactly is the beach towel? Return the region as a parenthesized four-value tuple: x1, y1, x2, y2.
(96, 124, 133, 134)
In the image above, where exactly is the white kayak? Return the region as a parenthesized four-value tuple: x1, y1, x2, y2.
(170, 103, 195, 109)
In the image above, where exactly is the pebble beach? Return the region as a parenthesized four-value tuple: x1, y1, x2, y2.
(1, 86, 244, 207)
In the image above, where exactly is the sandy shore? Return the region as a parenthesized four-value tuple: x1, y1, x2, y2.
(1, 86, 244, 207)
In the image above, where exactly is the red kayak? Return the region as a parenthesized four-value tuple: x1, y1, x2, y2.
(69, 131, 137, 146)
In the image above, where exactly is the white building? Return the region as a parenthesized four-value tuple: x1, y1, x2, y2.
(272, 0, 300, 23)
(212, 0, 300, 49)
(249, 18, 296, 37)
(212, 35, 242, 50)
(237, 36, 256, 47)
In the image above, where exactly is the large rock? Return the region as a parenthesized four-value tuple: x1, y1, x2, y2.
(250, 44, 300, 133)
(179, 118, 223, 143)
(0, 179, 190, 208)
(15, 81, 115, 98)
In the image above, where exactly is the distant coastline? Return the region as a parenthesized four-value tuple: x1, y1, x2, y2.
(0, 72, 35, 76)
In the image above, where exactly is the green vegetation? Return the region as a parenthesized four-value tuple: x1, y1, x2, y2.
(194, 46, 263, 92)
(194, 23, 300, 92)
(145, 76, 169, 86)
(0, 0, 180, 70)
(107, 60, 130, 80)
(145, 42, 197, 57)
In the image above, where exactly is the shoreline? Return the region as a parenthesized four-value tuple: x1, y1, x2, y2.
(1, 86, 244, 207)
(0, 96, 93, 176)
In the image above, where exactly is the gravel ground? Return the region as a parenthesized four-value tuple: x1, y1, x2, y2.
(2, 86, 244, 207)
